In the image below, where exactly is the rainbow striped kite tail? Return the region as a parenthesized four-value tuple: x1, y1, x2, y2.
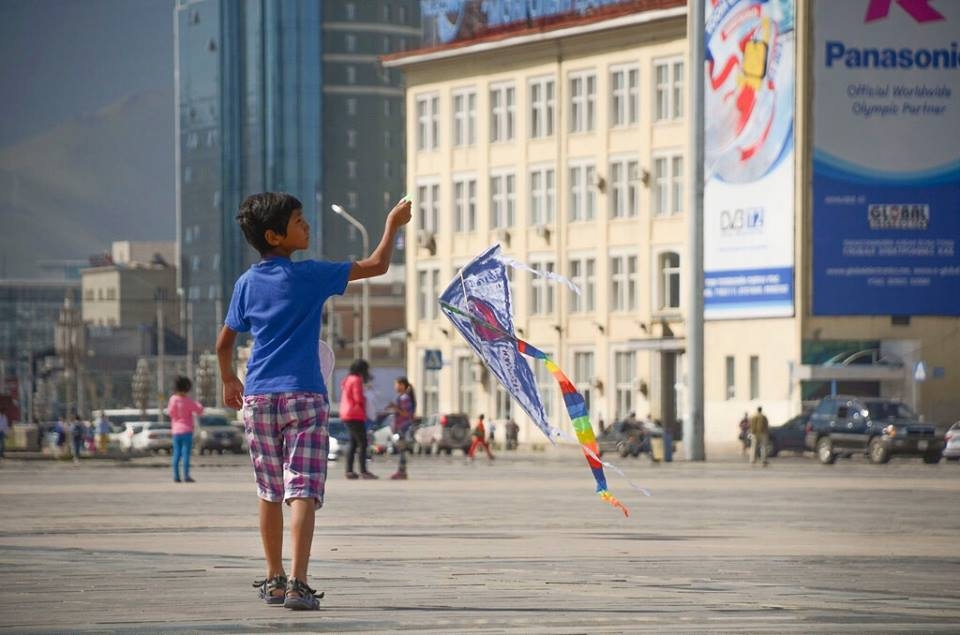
(599, 489, 629, 517)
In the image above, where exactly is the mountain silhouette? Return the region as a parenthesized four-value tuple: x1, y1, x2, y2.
(0, 88, 175, 279)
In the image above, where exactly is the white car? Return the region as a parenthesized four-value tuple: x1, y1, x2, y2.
(127, 421, 173, 453)
(944, 422, 960, 461)
(328, 436, 340, 461)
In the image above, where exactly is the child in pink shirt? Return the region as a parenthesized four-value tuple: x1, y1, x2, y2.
(168, 375, 204, 483)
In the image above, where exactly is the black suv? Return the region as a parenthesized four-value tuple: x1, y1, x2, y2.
(805, 396, 943, 464)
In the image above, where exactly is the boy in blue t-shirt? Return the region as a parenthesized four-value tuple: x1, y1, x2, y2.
(217, 192, 411, 610)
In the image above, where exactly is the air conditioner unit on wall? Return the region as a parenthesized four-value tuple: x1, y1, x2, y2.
(534, 224, 551, 241)
(416, 230, 436, 254)
(495, 228, 511, 246)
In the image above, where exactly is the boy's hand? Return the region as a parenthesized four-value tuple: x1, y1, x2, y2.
(223, 375, 245, 410)
(387, 198, 412, 229)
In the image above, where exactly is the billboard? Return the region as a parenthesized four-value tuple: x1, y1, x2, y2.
(703, 0, 796, 320)
(812, 0, 960, 316)
(419, 0, 649, 47)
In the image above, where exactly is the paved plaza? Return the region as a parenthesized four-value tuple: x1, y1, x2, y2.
(0, 449, 958, 633)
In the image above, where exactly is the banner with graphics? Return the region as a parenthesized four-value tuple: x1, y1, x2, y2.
(703, 0, 796, 320)
(812, 0, 960, 315)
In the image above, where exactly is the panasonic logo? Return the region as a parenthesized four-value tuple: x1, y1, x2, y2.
(826, 41, 960, 69)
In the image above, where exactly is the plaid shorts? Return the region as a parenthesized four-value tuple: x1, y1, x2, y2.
(241, 392, 329, 508)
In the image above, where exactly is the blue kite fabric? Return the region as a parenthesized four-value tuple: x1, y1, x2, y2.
(439, 244, 631, 516)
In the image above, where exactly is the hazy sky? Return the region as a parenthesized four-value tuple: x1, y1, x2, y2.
(0, 0, 173, 149)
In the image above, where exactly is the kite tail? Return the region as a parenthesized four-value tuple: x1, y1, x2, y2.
(599, 490, 630, 517)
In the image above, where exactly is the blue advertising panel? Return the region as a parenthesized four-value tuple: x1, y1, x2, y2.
(703, 0, 796, 320)
(812, 0, 960, 315)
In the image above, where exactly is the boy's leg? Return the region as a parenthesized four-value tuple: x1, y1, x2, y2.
(259, 499, 285, 579)
(289, 498, 315, 582)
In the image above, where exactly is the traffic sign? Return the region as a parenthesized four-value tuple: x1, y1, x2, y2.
(424, 349, 443, 371)
(913, 361, 927, 382)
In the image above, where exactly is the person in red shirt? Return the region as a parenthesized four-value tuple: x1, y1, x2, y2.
(468, 414, 494, 461)
(168, 375, 204, 483)
(339, 359, 377, 479)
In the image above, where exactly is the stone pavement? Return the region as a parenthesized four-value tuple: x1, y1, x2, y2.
(0, 450, 958, 633)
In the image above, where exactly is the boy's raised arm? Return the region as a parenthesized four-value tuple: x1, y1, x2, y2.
(349, 198, 412, 281)
(216, 325, 245, 409)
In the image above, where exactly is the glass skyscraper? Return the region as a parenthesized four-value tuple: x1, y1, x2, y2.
(175, 0, 418, 349)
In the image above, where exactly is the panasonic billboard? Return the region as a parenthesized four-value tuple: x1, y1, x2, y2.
(812, 0, 960, 316)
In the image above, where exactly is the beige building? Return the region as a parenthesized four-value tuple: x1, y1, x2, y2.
(81, 264, 179, 333)
(385, 2, 960, 453)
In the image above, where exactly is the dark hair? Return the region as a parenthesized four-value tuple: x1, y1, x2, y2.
(174, 376, 192, 393)
(236, 192, 303, 255)
(396, 376, 416, 414)
(349, 359, 371, 382)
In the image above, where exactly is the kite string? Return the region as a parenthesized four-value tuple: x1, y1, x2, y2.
(497, 255, 581, 296)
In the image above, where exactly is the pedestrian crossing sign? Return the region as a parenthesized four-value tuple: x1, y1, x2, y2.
(424, 349, 443, 371)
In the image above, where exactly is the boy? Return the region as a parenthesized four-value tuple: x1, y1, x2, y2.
(216, 192, 411, 610)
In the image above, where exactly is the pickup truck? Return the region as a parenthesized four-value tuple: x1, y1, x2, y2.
(804, 396, 943, 465)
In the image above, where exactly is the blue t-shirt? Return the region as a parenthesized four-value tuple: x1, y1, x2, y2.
(225, 257, 351, 395)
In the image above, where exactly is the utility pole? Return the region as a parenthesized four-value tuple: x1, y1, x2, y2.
(685, 0, 706, 460)
(156, 291, 166, 424)
(186, 301, 194, 382)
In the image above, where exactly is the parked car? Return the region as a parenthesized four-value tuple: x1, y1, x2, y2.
(413, 413, 472, 455)
(327, 436, 340, 461)
(943, 422, 960, 461)
(597, 419, 663, 458)
(805, 396, 943, 464)
(767, 412, 810, 457)
(128, 421, 173, 453)
(195, 412, 244, 455)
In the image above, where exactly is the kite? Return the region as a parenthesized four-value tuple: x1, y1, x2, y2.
(439, 244, 646, 516)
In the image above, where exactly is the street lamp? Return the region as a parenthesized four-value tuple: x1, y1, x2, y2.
(331, 203, 370, 362)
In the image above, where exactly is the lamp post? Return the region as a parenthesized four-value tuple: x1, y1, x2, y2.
(331, 203, 370, 362)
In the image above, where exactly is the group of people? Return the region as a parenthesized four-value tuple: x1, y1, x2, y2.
(338, 358, 416, 481)
(44, 413, 111, 462)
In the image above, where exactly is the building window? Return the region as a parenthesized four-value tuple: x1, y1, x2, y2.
(452, 89, 476, 147)
(489, 83, 515, 142)
(191, 255, 201, 272)
(490, 172, 515, 229)
(383, 4, 391, 21)
(347, 160, 357, 179)
(653, 153, 684, 216)
(106, 288, 116, 301)
(416, 93, 440, 150)
(345, 2, 356, 20)
(532, 352, 555, 419)
(346, 98, 356, 116)
(399, 5, 407, 23)
(610, 254, 639, 312)
(569, 71, 597, 133)
(529, 166, 555, 225)
(383, 36, 391, 53)
(423, 367, 439, 417)
(211, 253, 220, 271)
(725, 356, 735, 400)
(345, 34, 356, 52)
(346, 129, 356, 148)
(453, 176, 477, 233)
(384, 130, 392, 149)
(614, 351, 636, 419)
(529, 259, 555, 316)
(457, 356, 474, 415)
(610, 157, 640, 219)
(573, 352, 595, 416)
(655, 58, 684, 121)
(611, 64, 640, 126)
(384, 99, 391, 117)
(568, 256, 596, 313)
(345, 65, 356, 84)
(383, 161, 392, 179)
(347, 191, 358, 208)
(750, 355, 760, 400)
(569, 162, 596, 222)
(495, 384, 512, 420)
(416, 180, 440, 232)
(417, 268, 440, 320)
(529, 76, 555, 138)
(658, 251, 681, 312)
